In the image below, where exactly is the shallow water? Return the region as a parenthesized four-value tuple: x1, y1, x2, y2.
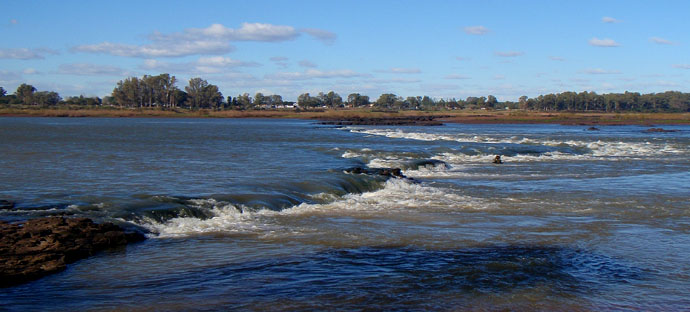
(1, 117, 689, 310)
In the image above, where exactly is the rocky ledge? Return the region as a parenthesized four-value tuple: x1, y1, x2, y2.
(0, 217, 145, 287)
(320, 116, 444, 126)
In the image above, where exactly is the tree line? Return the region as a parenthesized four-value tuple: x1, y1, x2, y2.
(1, 73, 689, 112)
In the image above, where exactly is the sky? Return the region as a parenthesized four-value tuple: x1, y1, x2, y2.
(1, 0, 689, 101)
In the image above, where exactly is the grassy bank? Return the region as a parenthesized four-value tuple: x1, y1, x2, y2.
(1, 107, 689, 125)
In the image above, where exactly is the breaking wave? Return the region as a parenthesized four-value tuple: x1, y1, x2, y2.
(346, 127, 684, 161)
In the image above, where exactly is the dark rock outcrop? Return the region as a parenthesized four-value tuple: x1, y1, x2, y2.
(0, 217, 145, 287)
(345, 167, 407, 179)
(586, 127, 600, 131)
(642, 127, 679, 133)
(493, 155, 504, 164)
(320, 116, 444, 126)
(0, 200, 15, 210)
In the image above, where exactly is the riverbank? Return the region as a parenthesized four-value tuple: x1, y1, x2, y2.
(1, 107, 689, 125)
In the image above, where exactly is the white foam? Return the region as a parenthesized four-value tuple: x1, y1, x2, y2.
(346, 127, 684, 159)
(285, 179, 491, 215)
(138, 199, 280, 237)
(137, 179, 488, 237)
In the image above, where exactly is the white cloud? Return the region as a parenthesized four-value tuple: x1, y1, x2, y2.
(266, 69, 366, 80)
(298, 60, 318, 68)
(23, 68, 38, 75)
(463, 26, 489, 35)
(270, 56, 288, 62)
(582, 68, 621, 75)
(141, 56, 260, 74)
(673, 64, 690, 69)
(166, 23, 300, 42)
(455, 57, 469, 61)
(72, 40, 234, 58)
(58, 63, 127, 76)
(375, 67, 421, 74)
(0, 48, 59, 60)
(495, 51, 524, 57)
(300, 28, 337, 45)
(493, 75, 506, 80)
(549, 56, 565, 61)
(602, 16, 621, 23)
(73, 23, 335, 58)
(588, 38, 620, 47)
(444, 74, 470, 80)
(649, 37, 676, 45)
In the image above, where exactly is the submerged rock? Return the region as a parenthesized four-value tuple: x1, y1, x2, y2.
(642, 127, 679, 133)
(0, 200, 15, 210)
(586, 127, 600, 131)
(0, 217, 145, 287)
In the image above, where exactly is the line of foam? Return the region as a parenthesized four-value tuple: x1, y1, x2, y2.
(135, 179, 489, 238)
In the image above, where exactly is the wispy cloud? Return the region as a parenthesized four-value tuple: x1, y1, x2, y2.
(269, 56, 289, 68)
(649, 37, 676, 45)
(72, 41, 234, 58)
(10, 19, 18, 25)
(495, 51, 524, 57)
(549, 56, 566, 61)
(444, 74, 470, 80)
(601, 16, 621, 23)
(463, 25, 490, 35)
(141, 56, 260, 74)
(298, 60, 318, 68)
(300, 28, 337, 45)
(375, 67, 422, 74)
(0, 48, 59, 60)
(582, 68, 621, 75)
(58, 63, 127, 76)
(672, 64, 690, 69)
(588, 38, 620, 47)
(266, 69, 367, 80)
(455, 56, 469, 61)
(73, 23, 336, 58)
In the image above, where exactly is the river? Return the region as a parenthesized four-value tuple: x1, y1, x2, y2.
(1, 117, 688, 310)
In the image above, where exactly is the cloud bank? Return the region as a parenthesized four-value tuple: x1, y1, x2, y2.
(72, 23, 336, 58)
(0, 48, 58, 60)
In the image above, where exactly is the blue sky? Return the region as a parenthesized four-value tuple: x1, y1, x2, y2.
(1, 0, 689, 101)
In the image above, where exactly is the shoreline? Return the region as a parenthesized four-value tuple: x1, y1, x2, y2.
(1, 108, 689, 125)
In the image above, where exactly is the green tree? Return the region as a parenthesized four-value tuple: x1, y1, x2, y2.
(33, 91, 61, 106)
(254, 92, 266, 107)
(184, 78, 222, 109)
(375, 93, 399, 109)
(486, 95, 498, 108)
(16, 83, 37, 105)
(237, 93, 252, 108)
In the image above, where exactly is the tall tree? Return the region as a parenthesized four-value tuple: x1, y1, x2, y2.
(16, 83, 37, 105)
(185, 78, 208, 108)
(185, 78, 222, 109)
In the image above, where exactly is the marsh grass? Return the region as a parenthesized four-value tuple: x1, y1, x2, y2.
(1, 107, 688, 125)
